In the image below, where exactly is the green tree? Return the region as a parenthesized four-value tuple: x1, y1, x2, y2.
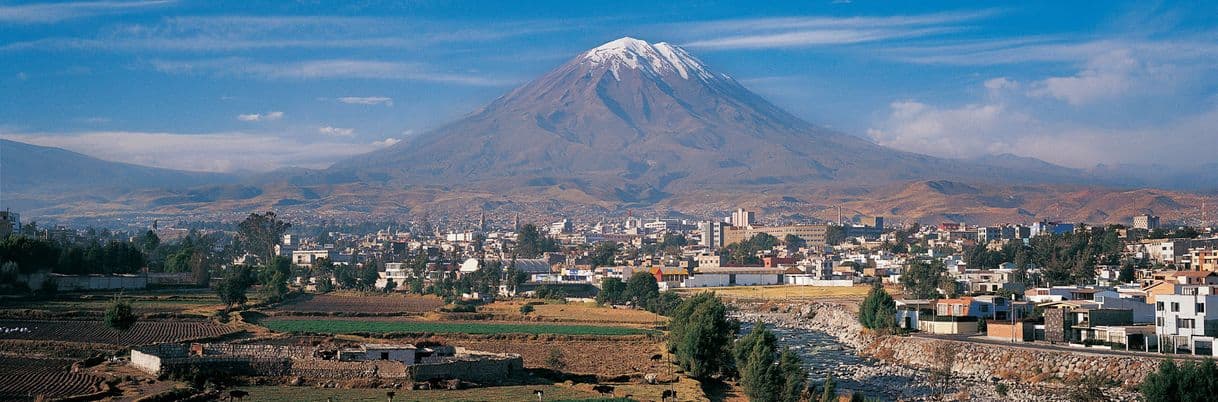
(515, 224, 557, 258)
(667, 292, 736, 379)
(623, 272, 660, 308)
(784, 234, 807, 251)
(1118, 261, 1136, 284)
(735, 322, 808, 402)
(105, 296, 137, 330)
(819, 375, 837, 402)
(590, 242, 619, 267)
(1141, 358, 1218, 402)
(237, 211, 291, 262)
(520, 304, 535, 315)
(858, 282, 896, 331)
(901, 260, 947, 299)
(216, 266, 254, 311)
(596, 277, 627, 305)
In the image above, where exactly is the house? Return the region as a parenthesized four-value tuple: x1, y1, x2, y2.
(1144, 271, 1218, 303)
(1043, 305, 1133, 344)
(292, 249, 337, 267)
(682, 267, 786, 288)
(917, 297, 983, 334)
(1154, 285, 1218, 355)
(895, 299, 934, 331)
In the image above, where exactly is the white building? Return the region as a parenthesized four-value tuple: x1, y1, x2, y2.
(1155, 285, 1218, 355)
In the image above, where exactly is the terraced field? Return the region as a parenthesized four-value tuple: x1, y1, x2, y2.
(0, 357, 103, 401)
(0, 319, 238, 345)
(263, 318, 655, 336)
(275, 293, 444, 314)
(238, 384, 605, 402)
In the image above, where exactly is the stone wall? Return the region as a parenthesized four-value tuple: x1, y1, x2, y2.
(865, 336, 1159, 388)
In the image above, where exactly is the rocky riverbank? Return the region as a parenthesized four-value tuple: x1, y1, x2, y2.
(734, 302, 1144, 401)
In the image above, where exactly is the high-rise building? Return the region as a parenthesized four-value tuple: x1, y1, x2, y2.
(699, 221, 727, 249)
(730, 208, 755, 228)
(0, 210, 19, 238)
(1133, 215, 1161, 230)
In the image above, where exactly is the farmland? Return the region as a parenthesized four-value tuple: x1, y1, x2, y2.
(262, 318, 655, 336)
(237, 384, 604, 402)
(0, 292, 226, 315)
(396, 333, 666, 376)
(0, 357, 104, 401)
(274, 292, 444, 314)
(481, 300, 666, 325)
(0, 319, 238, 345)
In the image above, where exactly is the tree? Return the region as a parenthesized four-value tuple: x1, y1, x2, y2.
(515, 224, 557, 258)
(105, 296, 137, 330)
(1118, 261, 1137, 284)
(520, 304, 535, 315)
(237, 212, 290, 262)
(901, 260, 947, 299)
(384, 278, 397, 293)
(1142, 358, 1218, 402)
(735, 322, 808, 402)
(784, 234, 807, 252)
(650, 291, 683, 316)
(725, 233, 779, 265)
(667, 292, 736, 379)
(623, 273, 660, 308)
(596, 277, 627, 305)
(216, 266, 253, 311)
(590, 242, 619, 267)
(819, 375, 837, 402)
(858, 283, 896, 331)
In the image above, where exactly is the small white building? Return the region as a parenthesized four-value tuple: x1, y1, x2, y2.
(1155, 285, 1218, 355)
(339, 343, 417, 363)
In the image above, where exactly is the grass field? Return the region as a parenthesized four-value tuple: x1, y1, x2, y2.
(674, 285, 873, 300)
(236, 384, 610, 402)
(481, 301, 665, 325)
(263, 319, 656, 336)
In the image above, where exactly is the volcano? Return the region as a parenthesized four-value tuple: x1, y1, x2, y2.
(330, 37, 1075, 200)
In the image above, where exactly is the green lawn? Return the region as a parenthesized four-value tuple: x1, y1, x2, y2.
(236, 384, 614, 401)
(263, 319, 655, 336)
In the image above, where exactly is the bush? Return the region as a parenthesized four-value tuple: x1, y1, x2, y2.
(105, 296, 137, 330)
(520, 304, 535, 315)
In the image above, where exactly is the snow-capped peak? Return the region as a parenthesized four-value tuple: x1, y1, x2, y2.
(581, 37, 715, 82)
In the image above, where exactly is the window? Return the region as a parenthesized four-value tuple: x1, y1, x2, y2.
(1172, 302, 1180, 312)
(1180, 319, 1196, 329)
(1158, 317, 1165, 327)
(1157, 301, 1165, 311)
(1199, 303, 1206, 313)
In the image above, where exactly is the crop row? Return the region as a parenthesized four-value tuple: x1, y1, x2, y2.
(0, 357, 102, 401)
(0, 319, 237, 345)
(275, 294, 444, 314)
(264, 318, 655, 336)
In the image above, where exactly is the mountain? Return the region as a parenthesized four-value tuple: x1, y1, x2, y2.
(328, 37, 1083, 200)
(0, 138, 233, 195)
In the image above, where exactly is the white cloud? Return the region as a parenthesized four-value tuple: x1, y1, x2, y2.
(0, 1, 171, 24)
(1028, 50, 1141, 106)
(337, 96, 393, 106)
(983, 77, 1017, 91)
(867, 100, 1028, 160)
(319, 126, 355, 137)
(372, 138, 400, 147)
(1, 131, 378, 172)
(236, 111, 284, 122)
(679, 10, 998, 50)
(151, 58, 512, 86)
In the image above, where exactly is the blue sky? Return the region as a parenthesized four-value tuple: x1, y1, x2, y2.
(2, 0, 1217, 172)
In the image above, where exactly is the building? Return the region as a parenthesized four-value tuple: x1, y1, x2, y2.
(699, 221, 727, 249)
(1133, 215, 1161, 230)
(895, 299, 934, 331)
(292, 249, 338, 267)
(1155, 285, 1218, 355)
(0, 210, 19, 238)
(683, 267, 789, 288)
(1189, 248, 1218, 272)
(730, 208, 755, 228)
(722, 224, 828, 248)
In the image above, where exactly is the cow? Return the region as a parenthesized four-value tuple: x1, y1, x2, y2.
(650, 353, 663, 361)
(592, 385, 615, 396)
(533, 389, 545, 401)
(661, 389, 677, 401)
(645, 373, 658, 384)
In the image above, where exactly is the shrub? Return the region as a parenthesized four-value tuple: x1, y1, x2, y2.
(520, 304, 535, 315)
(105, 296, 137, 330)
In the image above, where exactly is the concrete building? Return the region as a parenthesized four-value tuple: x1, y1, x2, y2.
(292, 249, 338, 267)
(1155, 285, 1218, 355)
(1133, 215, 1161, 230)
(699, 221, 727, 249)
(722, 224, 828, 248)
(1189, 248, 1218, 272)
(0, 210, 19, 238)
(730, 208, 755, 228)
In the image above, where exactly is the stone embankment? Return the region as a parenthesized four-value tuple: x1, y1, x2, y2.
(737, 302, 1149, 401)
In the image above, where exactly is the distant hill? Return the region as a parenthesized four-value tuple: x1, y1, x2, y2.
(0, 138, 233, 195)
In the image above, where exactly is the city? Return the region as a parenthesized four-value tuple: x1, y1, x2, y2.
(3, 1, 1218, 401)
